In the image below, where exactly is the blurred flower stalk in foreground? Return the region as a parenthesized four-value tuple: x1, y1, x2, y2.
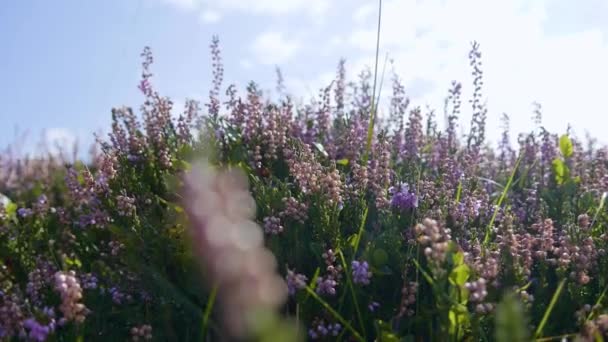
(181, 159, 298, 341)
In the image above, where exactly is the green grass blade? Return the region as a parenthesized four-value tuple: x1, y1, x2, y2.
(534, 278, 567, 339)
(304, 286, 365, 342)
(363, 0, 383, 162)
(590, 191, 607, 230)
(337, 250, 367, 339)
(483, 153, 522, 246)
(201, 284, 218, 340)
(352, 206, 369, 257)
(586, 283, 608, 321)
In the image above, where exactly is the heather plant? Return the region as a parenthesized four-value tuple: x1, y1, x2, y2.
(1, 28, 608, 342)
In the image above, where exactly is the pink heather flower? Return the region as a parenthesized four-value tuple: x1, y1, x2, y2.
(263, 216, 283, 235)
(465, 278, 488, 303)
(130, 324, 153, 341)
(415, 218, 452, 266)
(396, 280, 418, 318)
(54, 271, 89, 324)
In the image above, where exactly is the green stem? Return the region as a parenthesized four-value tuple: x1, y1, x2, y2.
(363, 0, 383, 163)
(338, 250, 367, 339)
(201, 284, 218, 340)
(534, 278, 567, 339)
(483, 153, 522, 246)
(304, 286, 365, 342)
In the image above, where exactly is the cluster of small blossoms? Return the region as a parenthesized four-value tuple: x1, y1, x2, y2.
(107, 286, 132, 305)
(415, 218, 452, 266)
(54, 271, 89, 324)
(316, 249, 342, 296)
(403, 108, 424, 160)
(368, 137, 392, 209)
(23, 309, 56, 342)
(451, 197, 483, 226)
(574, 304, 595, 325)
(260, 106, 290, 161)
(33, 194, 50, 216)
(17, 207, 33, 218)
(465, 278, 488, 303)
(130, 324, 153, 341)
(286, 144, 343, 206)
(285, 269, 308, 296)
(263, 216, 283, 235)
(466, 244, 500, 285)
(351, 260, 372, 285)
(116, 193, 136, 217)
(308, 317, 341, 340)
(108, 240, 125, 256)
(346, 162, 369, 199)
(26, 260, 55, 306)
(496, 215, 534, 277)
(579, 314, 608, 341)
(368, 301, 380, 312)
(389, 182, 418, 211)
(396, 280, 418, 318)
(530, 219, 555, 260)
(551, 233, 599, 285)
(182, 160, 286, 339)
(0, 290, 26, 339)
(279, 197, 308, 224)
(78, 273, 99, 291)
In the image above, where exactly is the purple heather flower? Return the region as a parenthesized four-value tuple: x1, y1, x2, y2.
(309, 318, 342, 340)
(389, 183, 418, 210)
(368, 301, 380, 312)
(316, 277, 337, 296)
(23, 318, 53, 342)
(17, 208, 32, 218)
(351, 260, 372, 285)
(286, 270, 308, 296)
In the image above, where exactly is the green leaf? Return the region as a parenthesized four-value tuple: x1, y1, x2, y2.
(451, 249, 465, 267)
(5, 201, 17, 218)
(374, 320, 400, 342)
(552, 158, 568, 185)
(372, 248, 389, 267)
(449, 264, 470, 287)
(559, 134, 573, 158)
(495, 292, 529, 342)
(336, 158, 349, 166)
(449, 306, 470, 339)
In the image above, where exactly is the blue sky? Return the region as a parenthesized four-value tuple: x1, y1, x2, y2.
(1, 0, 608, 155)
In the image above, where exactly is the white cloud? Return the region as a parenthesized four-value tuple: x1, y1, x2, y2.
(214, 0, 329, 16)
(251, 32, 300, 65)
(239, 59, 253, 70)
(343, 0, 608, 143)
(154, 0, 330, 17)
(44, 128, 78, 157)
(157, 0, 199, 11)
(199, 9, 221, 23)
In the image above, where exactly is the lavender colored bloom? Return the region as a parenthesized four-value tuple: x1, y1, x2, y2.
(316, 277, 337, 296)
(17, 208, 32, 218)
(389, 183, 418, 210)
(309, 318, 342, 340)
(368, 301, 380, 312)
(286, 270, 308, 296)
(351, 260, 372, 285)
(23, 318, 54, 341)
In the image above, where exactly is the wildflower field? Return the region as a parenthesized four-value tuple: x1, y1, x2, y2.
(1, 37, 608, 341)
